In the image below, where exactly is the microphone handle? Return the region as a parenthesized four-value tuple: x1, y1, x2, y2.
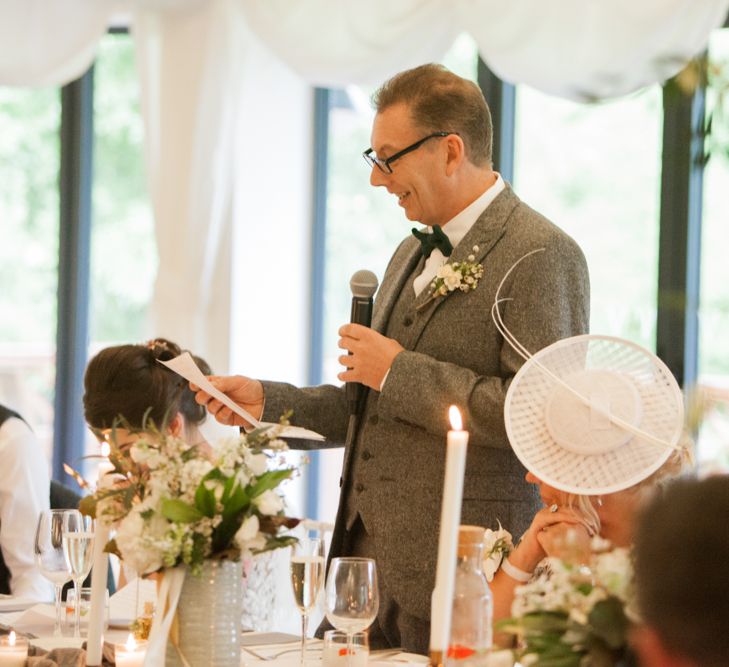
(346, 296, 374, 415)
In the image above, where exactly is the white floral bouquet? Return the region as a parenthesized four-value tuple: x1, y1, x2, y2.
(500, 540, 636, 667)
(80, 421, 298, 576)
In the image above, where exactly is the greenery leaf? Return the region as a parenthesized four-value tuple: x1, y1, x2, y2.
(161, 499, 203, 524)
(588, 597, 629, 649)
(248, 469, 294, 498)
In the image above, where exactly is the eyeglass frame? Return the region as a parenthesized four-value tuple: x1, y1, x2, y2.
(362, 131, 456, 174)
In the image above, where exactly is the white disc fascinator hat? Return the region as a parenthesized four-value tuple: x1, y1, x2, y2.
(494, 251, 685, 496)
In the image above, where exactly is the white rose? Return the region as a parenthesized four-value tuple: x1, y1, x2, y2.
(253, 489, 284, 515)
(234, 514, 266, 554)
(235, 514, 259, 543)
(246, 452, 269, 476)
(116, 511, 168, 575)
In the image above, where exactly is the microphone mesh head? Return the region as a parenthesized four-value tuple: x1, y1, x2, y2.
(350, 270, 379, 298)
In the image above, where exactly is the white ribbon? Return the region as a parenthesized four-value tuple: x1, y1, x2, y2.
(143, 567, 188, 666)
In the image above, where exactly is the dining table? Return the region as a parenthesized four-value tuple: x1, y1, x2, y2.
(0, 596, 514, 666)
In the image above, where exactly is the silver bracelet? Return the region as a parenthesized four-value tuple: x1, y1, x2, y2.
(501, 556, 532, 582)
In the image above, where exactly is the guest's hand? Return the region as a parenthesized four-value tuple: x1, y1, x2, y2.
(190, 375, 264, 428)
(337, 324, 404, 390)
(507, 506, 591, 574)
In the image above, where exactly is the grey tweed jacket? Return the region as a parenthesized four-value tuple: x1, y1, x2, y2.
(261, 184, 589, 621)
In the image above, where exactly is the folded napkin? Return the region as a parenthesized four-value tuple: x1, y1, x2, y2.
(27, 644, 116, 667)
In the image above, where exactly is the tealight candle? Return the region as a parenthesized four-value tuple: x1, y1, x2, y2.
(0, 632, 28, 666)
(115, 634, 147, 667)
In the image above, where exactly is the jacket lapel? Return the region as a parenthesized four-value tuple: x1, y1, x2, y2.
(404, 185, 520, 348)
(371, 239, 422, 334)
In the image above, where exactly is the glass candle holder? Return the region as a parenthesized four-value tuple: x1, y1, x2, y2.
(0, 632, 29, 667)
(114, 634, 148, 667)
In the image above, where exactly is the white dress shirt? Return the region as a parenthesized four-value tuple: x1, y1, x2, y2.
(379, 174, 505, 391)
(413, 174, 505, 296)
(0, 417, 53, 600)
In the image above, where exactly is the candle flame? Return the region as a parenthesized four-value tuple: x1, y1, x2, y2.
(100, 442, 111, 457)
(125, 633, 137, 651)
(449, 405, 463, 431)
(8, 631, 15, 646)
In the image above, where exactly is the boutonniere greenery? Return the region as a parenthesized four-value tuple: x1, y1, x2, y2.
(429, 246, 484, 298)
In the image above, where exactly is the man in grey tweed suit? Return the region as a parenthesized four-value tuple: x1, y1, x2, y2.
(194, 64, 589, 654)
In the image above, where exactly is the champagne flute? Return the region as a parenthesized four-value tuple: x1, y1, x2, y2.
(62, 510, 95, 638)
(34, 510, 73, 636)
(290, 538, 324, 665)
(325, 557, 379, 665)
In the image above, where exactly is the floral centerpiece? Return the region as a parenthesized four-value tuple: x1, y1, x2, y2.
(81, 421, 298, 574)
(499, 539, 636, 667)
(79, 418, 299, 666)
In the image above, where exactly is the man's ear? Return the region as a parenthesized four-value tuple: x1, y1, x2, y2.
(444, 133, 466, 176)
(631, 625, 694, 667)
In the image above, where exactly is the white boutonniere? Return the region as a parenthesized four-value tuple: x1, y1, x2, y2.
(429, 246, 484, 298)
(482, 522, 514, 581)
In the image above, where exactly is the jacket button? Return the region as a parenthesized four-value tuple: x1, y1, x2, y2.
(355, 483, 365, 492)
(403, 316, 414, 327)
(362, 450, 372, 461)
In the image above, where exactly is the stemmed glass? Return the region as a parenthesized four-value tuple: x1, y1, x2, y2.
(62, 510, 95, 638)
(34, 510, 73, 636)
(290, 538, 324, 665)
(325, 557, 379, 664)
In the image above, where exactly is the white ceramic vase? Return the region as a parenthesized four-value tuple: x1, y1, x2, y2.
(166, 559, 243, 667)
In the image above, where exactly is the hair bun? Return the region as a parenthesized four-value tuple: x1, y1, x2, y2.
(146, 338, 182, 363)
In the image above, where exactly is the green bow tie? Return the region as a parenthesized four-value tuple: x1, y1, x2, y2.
(411, 225, 453, 258)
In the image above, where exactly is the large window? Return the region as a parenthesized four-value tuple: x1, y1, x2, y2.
(90, 34, 156, 346)
(513, 85, 664, 351)
(698, 29, 729, 472)
(0, 32, 156, 478)
(0, 86, 60, 462)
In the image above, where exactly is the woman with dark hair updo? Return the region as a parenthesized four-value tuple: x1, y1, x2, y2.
(83, 338, 212, 448)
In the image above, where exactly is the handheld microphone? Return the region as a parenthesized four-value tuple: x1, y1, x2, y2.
(346, 269, 379, 416)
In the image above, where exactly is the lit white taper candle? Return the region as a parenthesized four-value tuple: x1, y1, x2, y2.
(429, 406, 468, 667)
(87, 443, 112, 666)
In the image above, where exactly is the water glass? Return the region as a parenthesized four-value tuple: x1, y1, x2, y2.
(66, 587, 109, 631)
(34, 510, 73, 636)
(323, 630, 368, 667)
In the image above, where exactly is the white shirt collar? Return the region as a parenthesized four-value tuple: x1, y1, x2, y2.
(437, 173, 505, 248)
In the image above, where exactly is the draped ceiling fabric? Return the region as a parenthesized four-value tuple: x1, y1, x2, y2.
(1, 0, 727, 368)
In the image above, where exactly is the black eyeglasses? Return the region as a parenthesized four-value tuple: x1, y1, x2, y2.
(363, 132, 453, 174)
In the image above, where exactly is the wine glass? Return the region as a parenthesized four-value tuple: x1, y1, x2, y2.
(34, 510, 73, 636)
(290, 538, 324, 664)
(325, 557, 379, 664)
(62, 510, 95, 638)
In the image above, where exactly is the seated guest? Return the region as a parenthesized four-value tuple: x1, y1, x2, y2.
(490, 451, 687, 624)
(83, 338, 212, 448)
(486, 334, 690, 629)
(83, 338, 277, 629)
(0, 403, 53, 600)
(632, 475, 729, 667)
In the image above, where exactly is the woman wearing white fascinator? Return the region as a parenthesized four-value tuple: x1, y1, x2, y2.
(484, 253, 692, 627)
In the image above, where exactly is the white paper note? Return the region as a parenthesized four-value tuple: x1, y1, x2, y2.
(160, 353, 325, 441)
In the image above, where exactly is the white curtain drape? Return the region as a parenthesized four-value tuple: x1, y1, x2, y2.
(132, 0, 242, 374)
(1, 0, 727, 370)
(239, 0, 729, 99)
